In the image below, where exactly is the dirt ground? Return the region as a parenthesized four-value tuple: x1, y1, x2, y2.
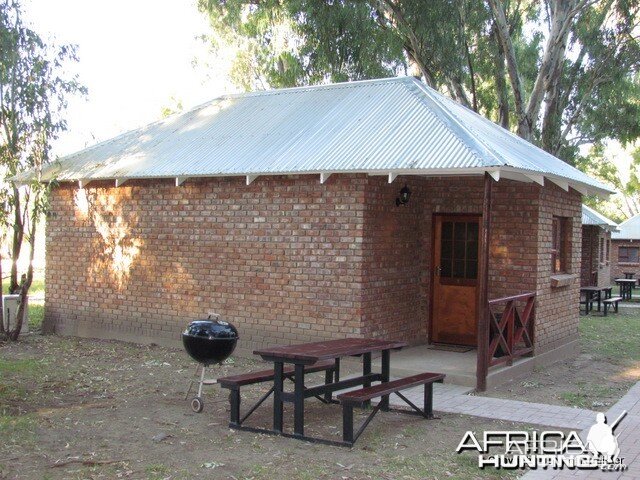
(0, 334, 525, 480)
(480, 313, 640, 410)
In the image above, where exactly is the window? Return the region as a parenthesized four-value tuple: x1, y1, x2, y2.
(551, 217, 568, 273)
(440, 220, 479, 282)
(619, 246, 640, 264)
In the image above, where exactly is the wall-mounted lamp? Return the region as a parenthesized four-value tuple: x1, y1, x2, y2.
(396, 184, 411, 207)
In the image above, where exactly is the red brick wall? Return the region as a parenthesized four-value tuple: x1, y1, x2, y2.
(581, 227, 612, 287)
(45, 175, 367, 351)
(611, 240, 640, 282)
(360, 176, 428, 341)
(357, 176, 540, 345)
(534, 184, 582, 353)
(44, 175, 581, 354)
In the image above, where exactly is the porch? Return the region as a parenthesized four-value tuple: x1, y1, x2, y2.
(370, 344, 541, 389)
(371, 291, 540, 390)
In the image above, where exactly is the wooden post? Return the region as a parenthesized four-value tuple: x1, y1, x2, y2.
(476, 173, 493, 391)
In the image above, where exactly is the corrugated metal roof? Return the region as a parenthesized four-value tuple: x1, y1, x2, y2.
(581, 204, 618, 231)
(613, 213, 640, 239)
(32, 77, 612, 195)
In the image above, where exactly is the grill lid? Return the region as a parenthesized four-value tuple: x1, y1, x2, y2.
(183, 319, 239, 340)
(182, 316, 239, 365)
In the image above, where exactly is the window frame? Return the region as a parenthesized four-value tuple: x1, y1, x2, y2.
(618, 246, 640, 264)
(551, 216, 568, 274)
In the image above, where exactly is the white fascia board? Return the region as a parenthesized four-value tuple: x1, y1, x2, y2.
(570, 183, 589, 196)
(486, 169, 500, 182)
(320, 172, 332, 184)
(523, 173, 545, 186)
(547, 177, 569, 191)
(246, 175, 259, 185)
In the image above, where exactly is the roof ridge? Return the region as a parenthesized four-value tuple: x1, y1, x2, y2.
(618, 212, 640, 226)
(219, 76, 411, 100)
(405, 78, 506, 168)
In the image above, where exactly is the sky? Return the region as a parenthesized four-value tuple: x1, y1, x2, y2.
(21, 0, 238, 157)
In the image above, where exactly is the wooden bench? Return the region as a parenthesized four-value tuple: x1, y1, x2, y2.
(337, 372, 445, 445)
(603, 296, 622, 316)
(218, 360, 336, 427)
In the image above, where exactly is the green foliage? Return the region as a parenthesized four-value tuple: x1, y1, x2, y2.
(0, 0, 84, 339)
(577, 140, 640, 220)
(160, 96, 183, 118)
(199, 0, 404, 90)
(199, 0, 640, 164)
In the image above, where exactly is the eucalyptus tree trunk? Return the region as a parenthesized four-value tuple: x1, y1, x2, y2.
(9, 186, 23, 294)
(487, 0, 580, 146)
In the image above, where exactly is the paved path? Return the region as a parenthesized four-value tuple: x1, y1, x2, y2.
(392, 383, 597, 429)
(387, 381, 639, 479)
(520, 382, 640, 479)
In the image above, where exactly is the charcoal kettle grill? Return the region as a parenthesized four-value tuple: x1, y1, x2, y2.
(182, 314, 238, 412)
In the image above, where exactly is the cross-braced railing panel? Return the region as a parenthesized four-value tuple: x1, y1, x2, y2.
(487, 292, 535, 367)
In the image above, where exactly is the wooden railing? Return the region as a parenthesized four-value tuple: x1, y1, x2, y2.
(487, 292, 535, 367)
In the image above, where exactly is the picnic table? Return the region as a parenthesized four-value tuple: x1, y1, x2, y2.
(623, 272, 635, 280)
(218, 337, 445, 446)
(615, 278, 636, 300)
(580, 286, 612, 314)
(251, 338, 406, 443)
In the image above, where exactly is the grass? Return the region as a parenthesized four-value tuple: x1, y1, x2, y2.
(0, 414, 38, 447)
(560, 383, 628, 409)
(145, 463, 170, 480)
(0, 273, 45, 331)
(0, 358, 49, 416)
(28, 303, 43, 330)
(2, 276, 45, 296)
(579, 313, 640, 365)
(553, 312, 640, 409)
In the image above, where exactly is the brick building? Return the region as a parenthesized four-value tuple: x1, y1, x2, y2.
(580, 205, 617, 287)
(34, 78, 611, 389)
(612, 213, 640, 281)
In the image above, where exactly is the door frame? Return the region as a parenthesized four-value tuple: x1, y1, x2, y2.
(428, 212, 482, 345)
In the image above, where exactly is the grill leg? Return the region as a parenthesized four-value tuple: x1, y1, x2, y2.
(380, 350, 390, 411)
(230, 388, 241, 426)
(197, 365, 206, 398)
(424, 382, 434, 418)
(273, 362, 284, 433)
(293, 363, 305, 436)
(342, 404, 354, 444)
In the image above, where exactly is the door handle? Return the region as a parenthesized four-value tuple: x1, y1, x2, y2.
(435, 266, 442, 276)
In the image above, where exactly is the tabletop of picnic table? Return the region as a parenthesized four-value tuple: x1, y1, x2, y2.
(254, 338, 408, 363)
(580, 286, 608, 292)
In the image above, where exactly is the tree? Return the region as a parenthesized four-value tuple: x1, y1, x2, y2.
(0, 0, 85, 340)
(199, 0, 640, 161)
(578, 140, 640, 222)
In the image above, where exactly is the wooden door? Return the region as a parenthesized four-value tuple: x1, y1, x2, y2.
(431, 215, 480, 346)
